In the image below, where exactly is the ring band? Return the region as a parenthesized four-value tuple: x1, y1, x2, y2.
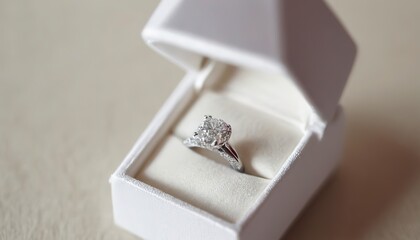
(183, 115, 244, 172)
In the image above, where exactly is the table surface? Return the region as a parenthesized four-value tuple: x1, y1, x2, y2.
(1, 1, 419, 239)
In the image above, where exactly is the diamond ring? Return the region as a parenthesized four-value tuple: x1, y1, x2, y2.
(183, 115, 244, 172)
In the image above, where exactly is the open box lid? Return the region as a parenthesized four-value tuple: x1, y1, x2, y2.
(142, 0, 357, 123)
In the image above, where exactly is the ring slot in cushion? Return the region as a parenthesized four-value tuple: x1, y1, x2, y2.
(173, 91, 303, 179)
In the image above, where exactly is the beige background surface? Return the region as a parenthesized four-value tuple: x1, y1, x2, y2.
(1, 1, 419, 239)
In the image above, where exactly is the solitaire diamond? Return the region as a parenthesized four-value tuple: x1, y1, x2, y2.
(185, 115, 232, 150)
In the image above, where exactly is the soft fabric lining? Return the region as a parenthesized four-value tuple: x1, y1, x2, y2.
(135, 66, 307, 223)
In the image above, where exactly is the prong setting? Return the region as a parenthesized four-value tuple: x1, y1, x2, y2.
(188, 115, 231, 150)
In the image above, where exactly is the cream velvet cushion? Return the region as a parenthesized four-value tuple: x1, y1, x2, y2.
(136, 91, 303, 222)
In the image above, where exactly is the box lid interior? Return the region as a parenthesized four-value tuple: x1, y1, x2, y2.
(142, 0, 356, 124)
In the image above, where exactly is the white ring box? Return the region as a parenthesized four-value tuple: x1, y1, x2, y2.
(110, 1, 357, 239)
